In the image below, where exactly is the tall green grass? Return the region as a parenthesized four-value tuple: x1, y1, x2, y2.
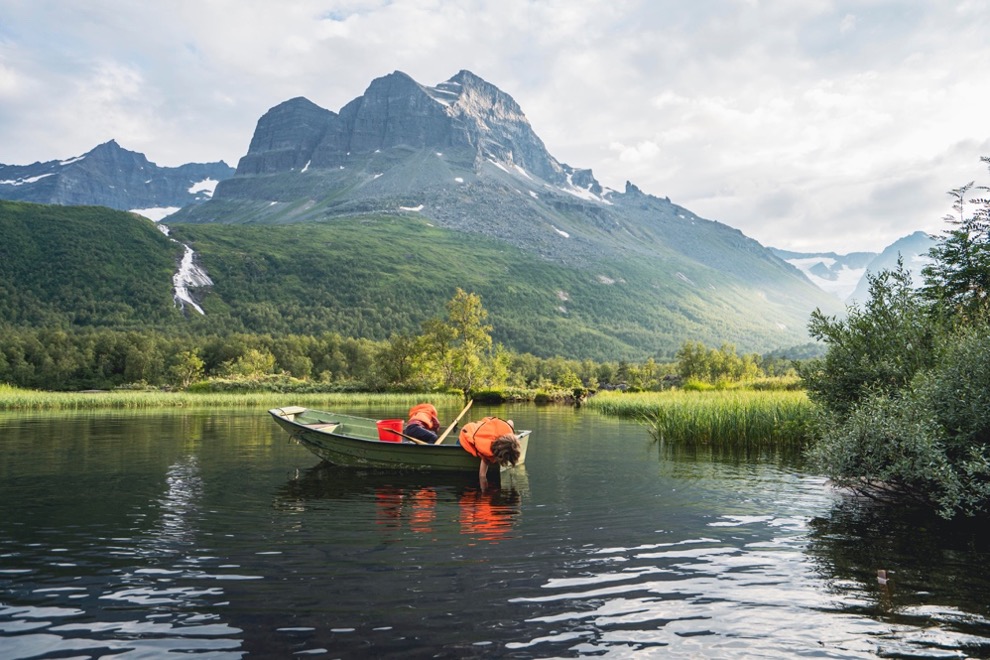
(586, 389, 815, 448)
(0, 384, 460, 412)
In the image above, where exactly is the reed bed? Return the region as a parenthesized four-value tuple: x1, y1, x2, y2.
(586, 389, 815, 448)
(0, 384, 461, 412)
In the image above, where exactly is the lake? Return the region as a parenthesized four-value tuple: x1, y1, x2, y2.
(2, 404, 989, 659)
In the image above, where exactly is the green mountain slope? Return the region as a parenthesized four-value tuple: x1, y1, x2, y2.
(168, 214, 827, 359)
(0, 201, 183, 327)
(0, 200, 836, 360)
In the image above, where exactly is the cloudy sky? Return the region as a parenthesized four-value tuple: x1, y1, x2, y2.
(2, 1, 988, 253)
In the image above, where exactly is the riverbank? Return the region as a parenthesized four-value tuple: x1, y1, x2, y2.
(0, 384, 463, 411)
(0, 386, 817, 452)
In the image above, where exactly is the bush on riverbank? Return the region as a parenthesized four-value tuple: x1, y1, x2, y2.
(804, 158, 990, 519)
(808, 323, 990, 518)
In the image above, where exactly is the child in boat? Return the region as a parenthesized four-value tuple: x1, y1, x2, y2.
(458, 417, 521, 489)
(404, 402, 441, 443)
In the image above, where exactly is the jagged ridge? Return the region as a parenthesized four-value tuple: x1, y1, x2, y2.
(0, 140, 235, 211)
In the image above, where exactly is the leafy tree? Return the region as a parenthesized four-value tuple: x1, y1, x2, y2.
(169, 350, 205, 388)
(922, 158, 990, 320)
(372, 333, 419, 388)
(446, 288, 493, 392)
(223, 348, 277, 378)
(676, 341, 762, 384)
(417, 317, 456, 388)
(418, 289, 493, 393)
(802, 259, 937, 415)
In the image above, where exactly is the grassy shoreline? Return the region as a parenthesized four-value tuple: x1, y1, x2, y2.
(1, 385, 816, 451)
(586, 389, 815, 448)
(0, 385, 462, 412)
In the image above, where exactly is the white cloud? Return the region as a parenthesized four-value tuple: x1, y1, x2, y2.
(839, 13, 857, 34)
(612, 140, 660, 164)
(1, 0, 989, 253)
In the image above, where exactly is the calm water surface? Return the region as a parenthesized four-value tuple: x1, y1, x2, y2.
(2, 405, 989, 659)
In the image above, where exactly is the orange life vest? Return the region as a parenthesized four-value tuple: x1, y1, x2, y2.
(459, 417, 514, 462)
(407, 403, 439, 431)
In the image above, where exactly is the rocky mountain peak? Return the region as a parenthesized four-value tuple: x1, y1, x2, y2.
(230, 70, 585, 189)
(238, 97, 336, 175)
(83, 139, 152, 169)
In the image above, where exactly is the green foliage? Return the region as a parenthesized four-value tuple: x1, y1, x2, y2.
(442, 288, 493, 393)
(0, 201, 182, 328)
(169, 350, 204, 388)
(807, 390, 954, 511)
(221, 348, 277, 378)
(0, 200, 831, 361)
(921, 324, 990, 452)
(806, 157, 990, 518)
(371, 333, 419, 390)
(809, 329, 990, 518)
(587, 390, 814, 448)
(921, 159, 990, 320)
(801, 259, 938, 415)
(0, 324, 664, 394)
(675, 341, 761, 383)
(0, 327, 382, 391)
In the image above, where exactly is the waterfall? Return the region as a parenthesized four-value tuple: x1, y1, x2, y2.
(156, 222, 213, 315)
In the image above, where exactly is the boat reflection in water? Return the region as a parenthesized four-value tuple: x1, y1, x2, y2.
(275, 463, 528, 543)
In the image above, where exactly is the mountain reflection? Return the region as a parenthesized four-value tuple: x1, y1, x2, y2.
(154, 455, 203, 550)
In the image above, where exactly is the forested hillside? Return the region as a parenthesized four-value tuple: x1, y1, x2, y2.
(0, 201, 183, 327)
(169, 215, 817, 359)
(0, 201, 825, 361)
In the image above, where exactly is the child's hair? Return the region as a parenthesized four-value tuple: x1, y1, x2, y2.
(491, 435, 521, 466)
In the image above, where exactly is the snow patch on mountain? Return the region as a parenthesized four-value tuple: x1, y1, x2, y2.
(774, 232, 934, 303)
(786, 257, 867, 300)
(0, 172, 55, 185)
(131, 207, 180, 222)
(560, 172, 612, 205)
(188, 178, 218, 197)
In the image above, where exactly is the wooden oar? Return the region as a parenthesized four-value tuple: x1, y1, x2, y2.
(433, 399, 473, 445)
(382, 428, 430, 445)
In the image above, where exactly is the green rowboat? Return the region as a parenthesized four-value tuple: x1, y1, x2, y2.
(268, 406, 531, 473)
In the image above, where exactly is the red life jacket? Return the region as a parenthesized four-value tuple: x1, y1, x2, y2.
(407, 403, 439, 431)
(459, 417, 514, 462)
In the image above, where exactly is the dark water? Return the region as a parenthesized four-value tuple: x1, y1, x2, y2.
(2, 405, 990, 659)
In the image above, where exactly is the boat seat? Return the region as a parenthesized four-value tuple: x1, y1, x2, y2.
(308, 422, 340, 432)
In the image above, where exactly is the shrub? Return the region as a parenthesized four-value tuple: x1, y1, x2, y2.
(801, 260, 938, 415)
(810, 325, 990, 518)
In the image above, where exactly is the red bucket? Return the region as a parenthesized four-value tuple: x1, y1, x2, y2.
(376, 419, 404, 442)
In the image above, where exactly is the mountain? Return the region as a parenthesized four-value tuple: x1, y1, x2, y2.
(0, 70, 847, 359)
(0, 140, 234, 216)
(845, 231, 935, 304)
(775, 231, 935, 304)
(770, 248, 877, 301)
(162, 69, 842, 356)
